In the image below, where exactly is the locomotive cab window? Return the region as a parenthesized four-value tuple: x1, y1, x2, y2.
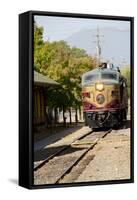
(82, 74, 99, 85)
(101, 73, 118, 81)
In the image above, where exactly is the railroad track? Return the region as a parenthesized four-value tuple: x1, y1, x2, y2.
(34, 129, 93, 171)
(34, 129, 112, 185)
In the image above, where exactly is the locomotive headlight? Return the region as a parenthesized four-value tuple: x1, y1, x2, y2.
(95, 83, 104, 91)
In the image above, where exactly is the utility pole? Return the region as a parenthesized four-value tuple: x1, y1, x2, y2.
(93, 27, 104, 67)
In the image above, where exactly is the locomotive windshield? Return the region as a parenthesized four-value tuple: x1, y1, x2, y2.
(101, 73, 118, 80)
(82, 74, 99, 85)
(82, 71, 118, 86)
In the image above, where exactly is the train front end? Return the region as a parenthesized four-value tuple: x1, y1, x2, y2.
(82, 68, 125, 128)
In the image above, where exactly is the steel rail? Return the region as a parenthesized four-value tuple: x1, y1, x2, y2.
(55, 129, 112, 184)
(34, 129, 93, 171)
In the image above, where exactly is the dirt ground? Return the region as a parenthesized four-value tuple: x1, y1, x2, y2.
(34, 125, 131, 185)
(62, 128, 131, 183)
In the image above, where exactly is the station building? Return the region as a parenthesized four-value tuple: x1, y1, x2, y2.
(34, 70, 60, 126)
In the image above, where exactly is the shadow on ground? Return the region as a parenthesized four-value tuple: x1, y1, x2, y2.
(8, 179, 18, 185)
(123, 119, 131, 129)
(113, 119, 131, 130)
(92, 119, 131, 132)
(34, 145, 86, 162)
(34, 124, 84, 146)
(34, 120, 131, 163)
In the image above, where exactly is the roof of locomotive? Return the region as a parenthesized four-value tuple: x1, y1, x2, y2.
(82, 67, 119, 77)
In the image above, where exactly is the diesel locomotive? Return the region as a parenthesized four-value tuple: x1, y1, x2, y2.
(82, 63, 128, 128)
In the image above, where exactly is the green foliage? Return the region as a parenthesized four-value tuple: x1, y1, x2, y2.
(120, 65, 131, 97)
(34, 21, 44, 48)
(34, 23, 96, 110)
(46, 88, 70, 109)
(120, 65, 130, 86)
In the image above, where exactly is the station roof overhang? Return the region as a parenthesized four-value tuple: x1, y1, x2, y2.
(34, 71, 60, 88)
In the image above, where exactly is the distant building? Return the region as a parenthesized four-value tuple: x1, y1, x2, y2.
(34, 71, 60, 126)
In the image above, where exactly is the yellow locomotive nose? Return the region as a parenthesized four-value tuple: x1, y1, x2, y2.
(95, 83, 104, 91)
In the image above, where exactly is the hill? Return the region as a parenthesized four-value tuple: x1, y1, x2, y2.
(66, 28, 130, 65)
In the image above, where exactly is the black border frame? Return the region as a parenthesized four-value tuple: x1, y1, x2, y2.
(19, 10, 134, 189)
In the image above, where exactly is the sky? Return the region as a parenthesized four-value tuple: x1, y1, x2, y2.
(34, 15, 130, 41)
(34, 15, 130, 65)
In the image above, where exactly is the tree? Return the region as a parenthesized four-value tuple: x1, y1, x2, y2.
(120, 65, 130, 97)
(34, 23, 97, 124)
